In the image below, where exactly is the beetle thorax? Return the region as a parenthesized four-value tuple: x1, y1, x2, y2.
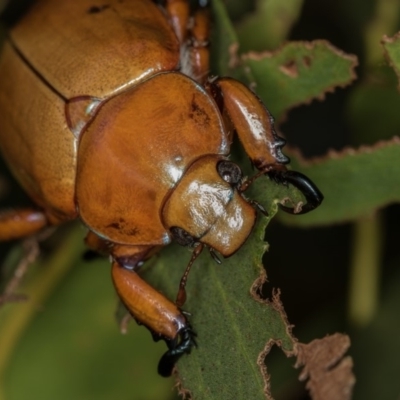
(75, 72, 230, 246)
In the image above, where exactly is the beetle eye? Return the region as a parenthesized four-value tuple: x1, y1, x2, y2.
(170, 226, 196, 247)
(217, 160, 242, 185)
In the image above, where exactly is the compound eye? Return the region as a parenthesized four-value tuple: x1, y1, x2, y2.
(170, 226, 196, 246)
(217, 160, 242, 185)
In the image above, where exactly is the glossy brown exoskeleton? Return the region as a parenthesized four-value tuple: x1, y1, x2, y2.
(0, 0, 323, 376)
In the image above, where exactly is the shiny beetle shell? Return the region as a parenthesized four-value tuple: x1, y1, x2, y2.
(0, 0, 323, 377)
(0, 0, 182, 224)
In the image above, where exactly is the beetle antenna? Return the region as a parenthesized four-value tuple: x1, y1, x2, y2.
(176, 243, 204, 308)
(238, 170, 265, 192)
(249, 200, 269, 217)
(208, 247, 222, 264)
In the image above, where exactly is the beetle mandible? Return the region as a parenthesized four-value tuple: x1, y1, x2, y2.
(0, 0, 323, 376)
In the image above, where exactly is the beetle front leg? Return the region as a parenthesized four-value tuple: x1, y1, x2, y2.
(111, 251, 196, 377)
(0, 208, 48, 241)
(207, 78, 323, 214)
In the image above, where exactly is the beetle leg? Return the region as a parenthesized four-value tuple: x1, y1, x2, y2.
(83, 230, 112, 260)
(164, 0, 190, 43)
(0, 208, 48, 241)
(207, 77, 289, 168)
(206, 78, 323, 214)
(112, 243, 162, 269)
(187, 5, 210, 84)
(268, 169, 323, 214)
(158, 324, 197, 377)
(163, 0, 210, 84)
(111, 259, 196, 377)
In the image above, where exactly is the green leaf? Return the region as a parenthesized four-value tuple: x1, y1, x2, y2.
(279, 138, 400, 226)
(142, 177, 299, 400)
(346, 68, 400, 145)
(223, 0, 253, 21)
(210, 0, 239, 76)
(211, 2, 358, 122)
(382, 32, 400, 88)
(236, 0, 304, 51)
(241, 41, 358, 120)
(0, 228, 174, 400)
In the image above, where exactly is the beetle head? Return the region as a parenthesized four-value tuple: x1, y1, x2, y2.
(162, 155, 256, 257)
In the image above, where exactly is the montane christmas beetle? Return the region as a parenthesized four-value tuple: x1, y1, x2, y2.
(0, 0, 323, 377)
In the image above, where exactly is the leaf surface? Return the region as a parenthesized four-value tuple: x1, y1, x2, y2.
(280, 138, 400, 226)
(382, 32, 400, 87)
(242, 41, 358, 120)
(142, 178, 297, 400)
(0, 229, 174, 400)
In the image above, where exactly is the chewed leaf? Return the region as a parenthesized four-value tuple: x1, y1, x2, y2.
(279, 137, 400, 226)
(295, 334, 355, 400)
(382, 32, 400, 88)
(242, 40, 358, 119)
(141, 180, 298, 400)
(237, 0, 304, 51)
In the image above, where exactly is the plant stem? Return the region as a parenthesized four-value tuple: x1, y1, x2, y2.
(348, 213, 383, 328)
(347, 0, 396, 329)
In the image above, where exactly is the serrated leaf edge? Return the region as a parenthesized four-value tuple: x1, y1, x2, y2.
(241, 40, 359, 120)
(288, 135, 400, 166)
(381, 32, 400, 89)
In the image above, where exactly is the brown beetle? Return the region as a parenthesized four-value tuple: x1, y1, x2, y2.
(0, 0, 323, 376)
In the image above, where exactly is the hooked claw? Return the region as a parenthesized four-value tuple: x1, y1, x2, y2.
(267, 170, 323, 215)
(157, 326, 197, 377)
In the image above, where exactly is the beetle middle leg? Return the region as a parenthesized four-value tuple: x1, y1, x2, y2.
(111, 256, 196, 377)
(0, 209, 52, 306)
(109, 243, 197, 376)
(206, 78, 324, 214)
(0, 208, 48, 241)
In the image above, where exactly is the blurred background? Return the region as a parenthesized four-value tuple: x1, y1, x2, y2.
(1, 0, 400, 399)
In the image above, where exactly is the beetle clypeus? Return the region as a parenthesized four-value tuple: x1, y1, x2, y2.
(0, 0, 323, 376)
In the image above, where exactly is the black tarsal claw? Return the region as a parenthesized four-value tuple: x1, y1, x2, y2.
(157, 326, 197, 377)
(267, 170, 323, 215)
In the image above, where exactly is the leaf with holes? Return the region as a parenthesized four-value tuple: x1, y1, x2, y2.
(142, 176, 299, 400)
(241, 41, 358, 120)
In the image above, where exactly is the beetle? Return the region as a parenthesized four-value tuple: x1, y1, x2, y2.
(0, 0, 323, 377)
